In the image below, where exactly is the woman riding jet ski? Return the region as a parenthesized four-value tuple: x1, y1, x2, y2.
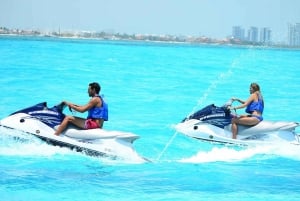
(229, 83, 264, 139)
(175, 83, 299, 146)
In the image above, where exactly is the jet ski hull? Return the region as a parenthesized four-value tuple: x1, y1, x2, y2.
(176, 119, 300, 146)
(1, 124, 113, 157)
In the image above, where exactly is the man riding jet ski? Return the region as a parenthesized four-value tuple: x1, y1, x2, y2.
(0, 101, 147, 162)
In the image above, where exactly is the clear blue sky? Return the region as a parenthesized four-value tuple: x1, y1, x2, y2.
(1, 0, 300, 42)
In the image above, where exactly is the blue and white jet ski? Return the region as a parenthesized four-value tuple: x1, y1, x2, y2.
(175, 100, 300, 146)
(0, 102, 147, 162)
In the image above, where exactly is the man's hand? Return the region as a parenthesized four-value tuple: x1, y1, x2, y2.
(229, 106, 236, 111)
(231, 97, 238, 101)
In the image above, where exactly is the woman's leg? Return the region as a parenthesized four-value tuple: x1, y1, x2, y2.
(231, 119, 238, 139)
(231, 116, 260, 139)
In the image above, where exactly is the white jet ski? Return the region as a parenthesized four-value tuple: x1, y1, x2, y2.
(0, 102, 147, 162)
(175, 100, 300, 146)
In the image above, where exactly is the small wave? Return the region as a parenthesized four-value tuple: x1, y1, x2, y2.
(0, 132, 75, 157)
(0, 128, 146, 164)
(179, 143, 300, 163)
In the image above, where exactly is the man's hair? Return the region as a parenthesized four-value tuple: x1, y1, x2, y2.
(89, 82, 101, 94)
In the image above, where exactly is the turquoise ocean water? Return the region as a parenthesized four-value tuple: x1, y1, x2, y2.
(0, 36, 300, 200)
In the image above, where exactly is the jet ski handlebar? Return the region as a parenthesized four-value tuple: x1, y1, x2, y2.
(55, 101, 73, 113)
(222, 99, 234, 108)
(57, 101, 78, 113)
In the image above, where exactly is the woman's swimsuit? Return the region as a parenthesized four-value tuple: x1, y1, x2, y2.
(245, 94, 264, 122)
(247, 114, 263, 121)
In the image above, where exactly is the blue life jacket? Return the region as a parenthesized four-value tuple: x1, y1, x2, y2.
(245, 96, 264, 114)
(87, 95, 108, 121)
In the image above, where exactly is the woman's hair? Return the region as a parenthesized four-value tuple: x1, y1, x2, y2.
(250, 83, 260, 92)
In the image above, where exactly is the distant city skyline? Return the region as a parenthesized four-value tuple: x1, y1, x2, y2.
(232, 26, 272, 44)
(1, 0, 300, 43)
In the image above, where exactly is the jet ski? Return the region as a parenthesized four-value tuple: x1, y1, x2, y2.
(175, 99, 300, 146)
(0, 102, 147, 162)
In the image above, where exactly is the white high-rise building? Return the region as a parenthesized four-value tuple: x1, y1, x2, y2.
(247, 27, 259, 43)
(232, 26, 245, 40)
(288, 23, 300, 47)
(260, 27, 271, 44)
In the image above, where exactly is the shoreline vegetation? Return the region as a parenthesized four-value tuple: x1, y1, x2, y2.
(1, 27, 299, 49)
